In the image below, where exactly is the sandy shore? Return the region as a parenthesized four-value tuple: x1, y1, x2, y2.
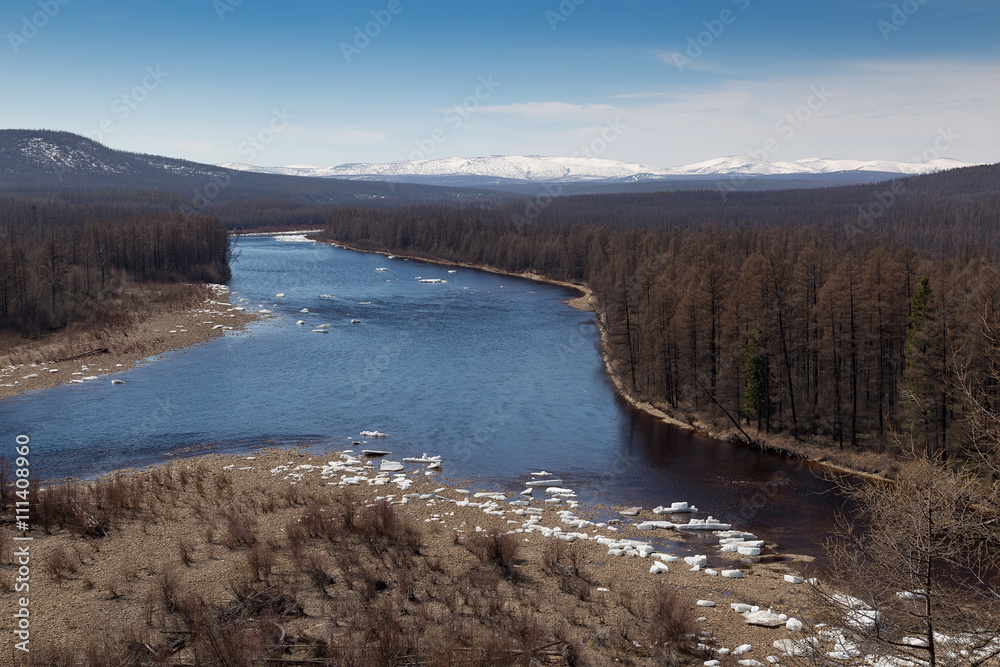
(2, 446, 833, 664)
(0, 284, 261, 401)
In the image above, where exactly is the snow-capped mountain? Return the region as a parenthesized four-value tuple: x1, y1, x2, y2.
(218, 154, 971, 186)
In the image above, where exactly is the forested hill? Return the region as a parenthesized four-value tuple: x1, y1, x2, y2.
(497, 161, 1000, 252)
(320, 159, 1000, 466)
(0, 130, 504, 207)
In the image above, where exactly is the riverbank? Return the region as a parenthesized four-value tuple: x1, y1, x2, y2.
(2, 446, 835, 665)
(316, 235, 900, 482)
(0, 283, 261, 401)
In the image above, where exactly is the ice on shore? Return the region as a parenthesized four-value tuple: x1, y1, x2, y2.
(636, 521, 674, 531)
(402, 454, 442, 464)
(653, 501, 697, 514)
(677, 517, 732, 531)
(272, 234, 314, 243)
(525, 478, 562, 487)
(831, 594, 881, 632)
(744, 610, 783, 627)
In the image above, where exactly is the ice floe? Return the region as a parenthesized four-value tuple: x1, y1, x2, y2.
(525, 478, 562, 487)
(402, 454, 442, 464)
(677, 517, 732, 531)
(653, 501, 698, 514)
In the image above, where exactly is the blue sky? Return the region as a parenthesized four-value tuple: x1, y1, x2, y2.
(2, 0, 998, 168)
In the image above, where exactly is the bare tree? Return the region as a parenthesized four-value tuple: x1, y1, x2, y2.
(810, 458, 1000, 666)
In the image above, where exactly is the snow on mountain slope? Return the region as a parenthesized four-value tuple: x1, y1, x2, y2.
(219, 154, 972, 184)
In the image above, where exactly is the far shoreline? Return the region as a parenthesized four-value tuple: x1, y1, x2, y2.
(0, 283, 262, 402)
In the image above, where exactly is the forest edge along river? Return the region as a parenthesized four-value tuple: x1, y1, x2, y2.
(2, 234, 845, 564)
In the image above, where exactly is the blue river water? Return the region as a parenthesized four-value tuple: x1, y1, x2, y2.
(1, 236, 841, 558)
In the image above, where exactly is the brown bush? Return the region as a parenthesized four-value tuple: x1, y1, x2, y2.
(42, 545, 78, 584)
(469, 530, 522, 582)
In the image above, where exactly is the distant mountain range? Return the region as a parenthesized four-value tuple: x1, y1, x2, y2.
(219, 154, 972, 190)
(0, 130, 500, 204)
(0, 130, 979, 202)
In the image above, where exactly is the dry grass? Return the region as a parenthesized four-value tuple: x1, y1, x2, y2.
(0, 282, 205, 368)
(0, 450, 811, 666)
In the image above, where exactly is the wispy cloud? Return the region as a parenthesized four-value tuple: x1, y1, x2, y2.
(614, 91, 671, 100)
(473, 101, 618, 121)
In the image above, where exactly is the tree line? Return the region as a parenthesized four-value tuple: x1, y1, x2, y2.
(0, 197, 231, 335)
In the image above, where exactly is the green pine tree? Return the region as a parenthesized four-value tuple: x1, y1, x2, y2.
(744, 329, 770, 432)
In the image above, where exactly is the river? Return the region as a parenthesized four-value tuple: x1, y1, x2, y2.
(1, 236, 842, 559)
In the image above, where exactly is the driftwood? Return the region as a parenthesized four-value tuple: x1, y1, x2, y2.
(55, 347, 110, 362)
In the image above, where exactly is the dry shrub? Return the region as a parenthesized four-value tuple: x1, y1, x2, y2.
(221, 506, 258, 548)
(469, 530, 522, 582)
(223, 579, 305, 621)
(300, 498, 338, 540)
(335, 488, 361, 530)
(158, 567, 181, 614)
(280, 481, 305, 506)
(303, 553, 335, 596)
(177, 536, 195, 566)
(245, 541, 277, 581)
(355, 499, 423, 561)
(42, 545, 78, 584)
(647, 585, 697, 661)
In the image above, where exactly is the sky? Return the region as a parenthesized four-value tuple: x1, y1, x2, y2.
(1, 0, 998, 169)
